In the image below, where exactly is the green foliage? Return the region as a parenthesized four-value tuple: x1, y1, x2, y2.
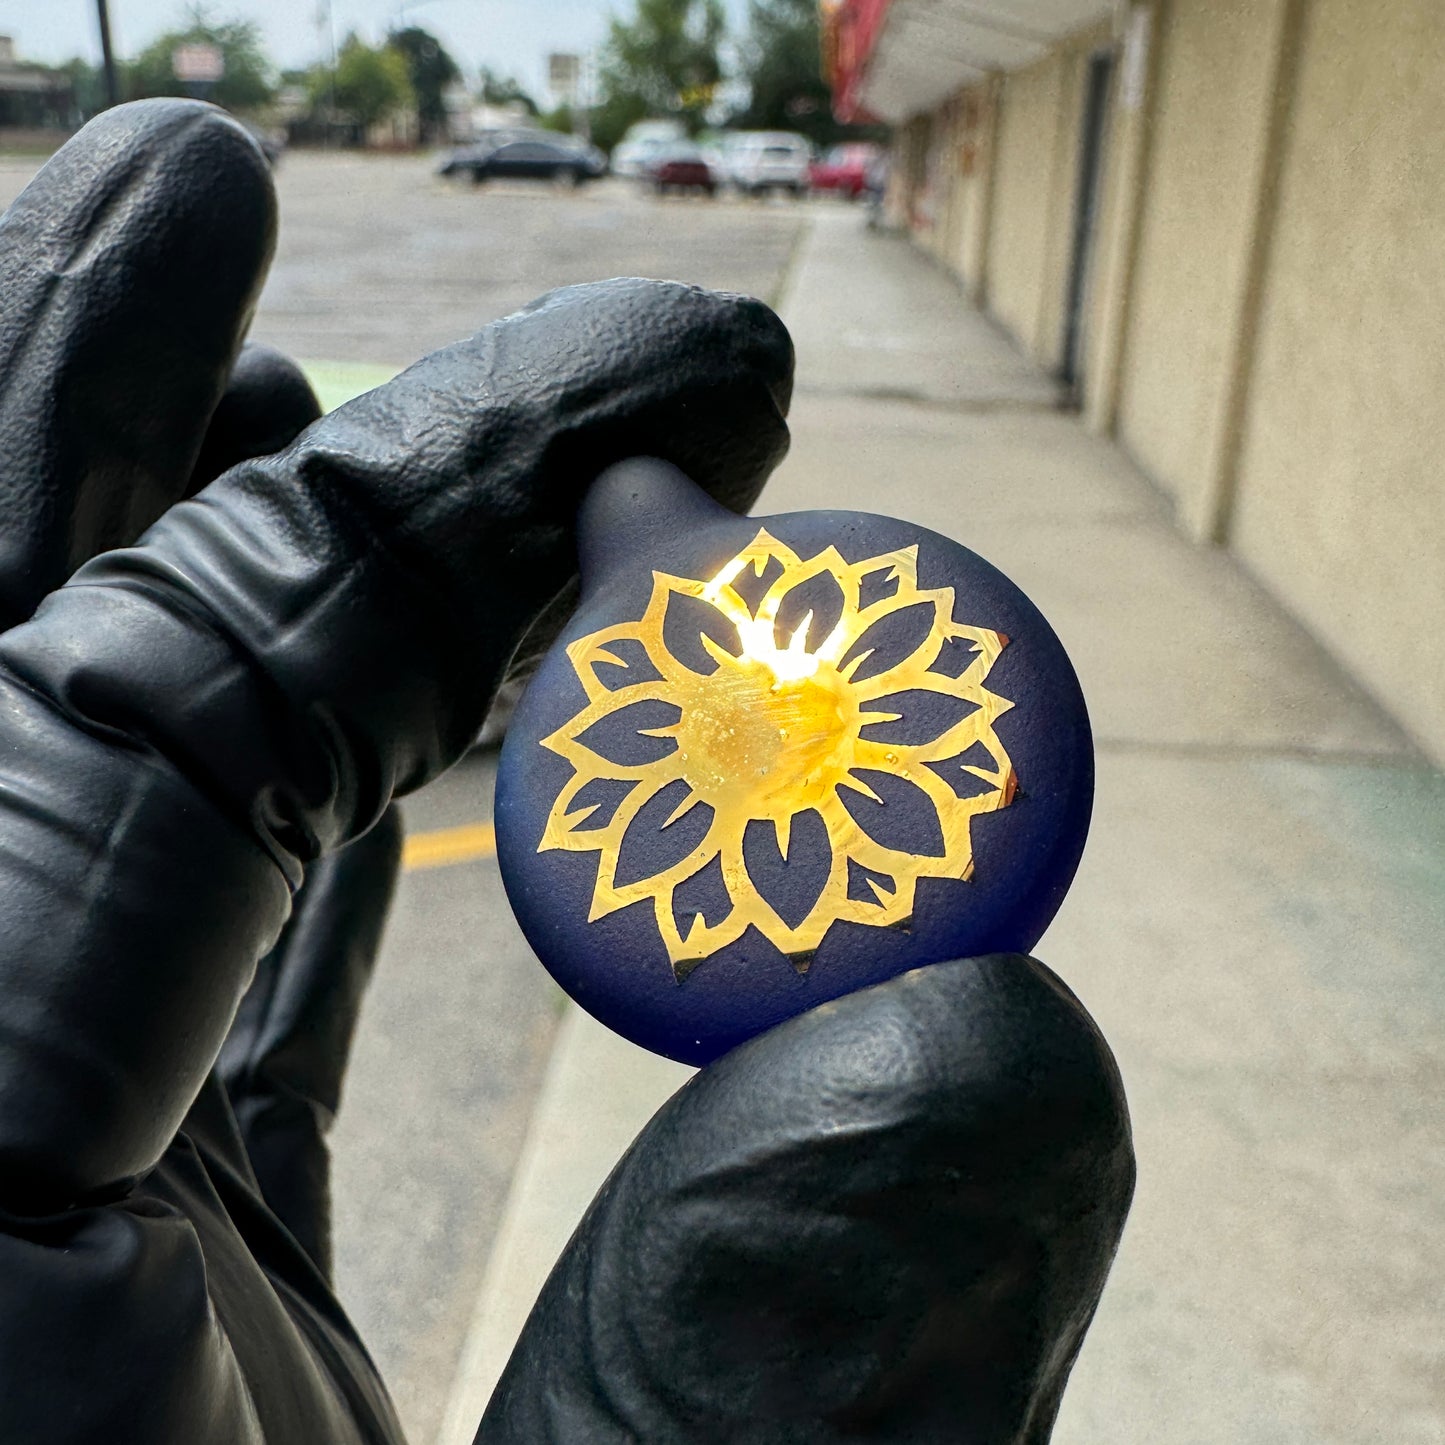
(590, 90, 651, 155)
(477, 68, 539, 115)
(127, 18, 275, 112)
(317, 35, 414, 132)
(539, 104, 576, 136)
(60, 58, 110, 121)
(594, 0, 725, 142)
(387, 27, 460, 141)
(735, 0, 881, 146)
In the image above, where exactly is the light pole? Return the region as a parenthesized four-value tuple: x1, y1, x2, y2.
(315, 0, 338, 146)
(95, 0, 120, 108)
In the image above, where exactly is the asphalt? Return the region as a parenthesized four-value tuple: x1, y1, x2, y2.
(254, 152, 806, 364)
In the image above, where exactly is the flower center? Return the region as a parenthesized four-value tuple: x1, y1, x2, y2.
(673, 653, 851, 821)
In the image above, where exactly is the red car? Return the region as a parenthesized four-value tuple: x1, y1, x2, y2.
(808, 143, 882, 200)
(650, 145, 716, 197)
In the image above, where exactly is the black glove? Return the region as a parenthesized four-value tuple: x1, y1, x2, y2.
(0, 97, 1129, 1445)
(0, 97, 275, 631)
(188, 340, 325, 495)
(482, 954, 1133, 1444)
(0, 99, 791, 1217)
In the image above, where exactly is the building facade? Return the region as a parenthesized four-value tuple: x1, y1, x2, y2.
(0, 36, 74, 132)
(826, 0, 1445, 765)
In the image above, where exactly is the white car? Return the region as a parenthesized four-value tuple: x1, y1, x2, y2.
(611, 120, 686, 178)
(726, 131, 813, 197)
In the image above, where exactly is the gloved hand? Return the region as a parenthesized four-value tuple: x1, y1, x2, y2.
(485, 954, 1133, 1444)
(0, 98, 791, 1215)
(0, 97, 1132, 1445)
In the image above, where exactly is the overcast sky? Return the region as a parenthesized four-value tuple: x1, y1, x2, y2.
(0, 1, 752, 104)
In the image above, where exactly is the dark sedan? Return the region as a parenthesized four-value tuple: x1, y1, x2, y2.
(440, 135, 607, 187)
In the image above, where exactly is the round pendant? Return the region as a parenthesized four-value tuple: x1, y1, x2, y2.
(495, 459, 1093, 1065)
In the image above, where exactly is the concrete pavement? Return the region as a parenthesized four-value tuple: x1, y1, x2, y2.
(441, 208, 1444, 1444)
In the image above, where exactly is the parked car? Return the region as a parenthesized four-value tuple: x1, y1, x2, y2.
(436, 131, 527, 176)
(650, 144, 717, 196)
(726, 131, 813, 197)
(612, 119, 686, 178)
(809, 142, 884, 200)
(439, 135, 607, 186)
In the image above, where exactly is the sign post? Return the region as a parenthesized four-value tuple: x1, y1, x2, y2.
(95, 0, 119, 108)
(548, 52, 589, 141)
(172, 42, 226, 101)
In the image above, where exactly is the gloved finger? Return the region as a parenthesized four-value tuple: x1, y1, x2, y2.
(414, 276, 794, 747)
(218, 803, 403, 1280)
(483, 954, 1134, 1444)
(3, 278, 791, 863)
(0, 98, 275, 629)
(188, 341, 322, 495)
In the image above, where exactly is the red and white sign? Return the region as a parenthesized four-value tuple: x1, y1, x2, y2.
(172, 44, 225, 83)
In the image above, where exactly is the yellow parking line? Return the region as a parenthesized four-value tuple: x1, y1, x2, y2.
(299, 358, 402, 414)
(403, 821, 497, 872)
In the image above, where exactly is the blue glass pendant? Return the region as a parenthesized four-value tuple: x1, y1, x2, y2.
(496, 459, 1092, 1065)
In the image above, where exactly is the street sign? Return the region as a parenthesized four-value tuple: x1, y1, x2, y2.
(548, 52, 580, 102)
(172, 43, 225, 83)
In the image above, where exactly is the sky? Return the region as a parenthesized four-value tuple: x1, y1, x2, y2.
(0, 1, 752, 106)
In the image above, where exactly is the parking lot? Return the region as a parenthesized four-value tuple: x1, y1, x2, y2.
(255, 151, 809, 368)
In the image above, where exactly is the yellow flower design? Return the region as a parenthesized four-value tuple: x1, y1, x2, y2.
(539, 529, 1017, 977)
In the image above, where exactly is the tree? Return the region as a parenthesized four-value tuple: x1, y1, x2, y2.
(60, 58, 109, 123)
(593, 0, 725, 148)
(387, 26, 460, 142)
(476, 67, 538, 115)
(539, 103, 576, 136)
(127, 18, 275, 112)
(318, 35, 414, 134)
(736, 0, 880, 147)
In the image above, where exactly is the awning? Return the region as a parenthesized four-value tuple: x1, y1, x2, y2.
(828, 0, 1116, 123)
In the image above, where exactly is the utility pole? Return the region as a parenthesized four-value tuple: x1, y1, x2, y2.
(316, 0, 338, 147)
(95, 0, 120, 109)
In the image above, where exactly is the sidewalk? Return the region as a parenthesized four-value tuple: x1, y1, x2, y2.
(438, 208, 1445, 1445)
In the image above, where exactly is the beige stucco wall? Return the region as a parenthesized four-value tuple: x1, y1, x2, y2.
(985, 51, 1071, 364)
(1082, 5, 1159, 436)
(920, 84, 1001, 302)
(1230, 0, 1445, 761)
(916, 96, 963, 269)
(938, 97, 968, 270)
(884, 115, 928, 231)
(955, 83, 999, 301)
(1113, 0, 1287, 527)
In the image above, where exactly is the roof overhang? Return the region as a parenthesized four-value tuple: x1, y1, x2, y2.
(830, 0, 1117, 124)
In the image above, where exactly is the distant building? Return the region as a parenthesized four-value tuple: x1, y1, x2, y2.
(468, 101, 539, 141)
(826, 0, 1445, 765)
(0, 35, 74, 130)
